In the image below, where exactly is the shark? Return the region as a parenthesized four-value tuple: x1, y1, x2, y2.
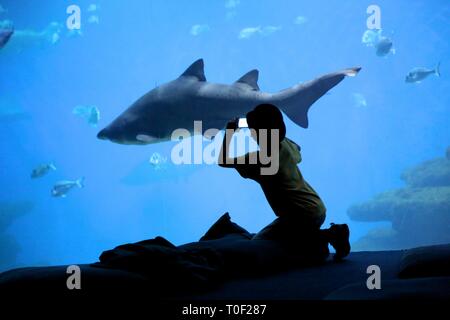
(97, 59, 361, 145)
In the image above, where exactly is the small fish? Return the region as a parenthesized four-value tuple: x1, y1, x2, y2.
(87, 107, 100, 126)
(405, 63, 441, 83)
(375, 37, 395, 57)
(88, 15, 100, 24)
(352, 93, 367, 108)
(148, 152, 167, 170)
(294, 16, 307, 25)
(67, 29, 83, 38)
(362, 29, 395, 57)
(0, 26, 13, 49)
(51, 177, 84, 198)
(73, 105, 100, 127)
(31, 163, 56, 179)
(87, 4, 100, 12)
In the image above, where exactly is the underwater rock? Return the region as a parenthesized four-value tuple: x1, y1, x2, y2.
(0, 201, 34, 232)
(349, 187, 450, 222)
(400, 157, 450, 188)
(0, 234, 20, 271)
(0, 201, 33, 270)
(352, 228, 400, 251)
(348, 148, 450, 250)
(349, 187, 450, 240)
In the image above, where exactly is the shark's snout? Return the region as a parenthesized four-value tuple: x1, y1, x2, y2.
(97, 128, 109, 140)
(97, 124, 156, 145)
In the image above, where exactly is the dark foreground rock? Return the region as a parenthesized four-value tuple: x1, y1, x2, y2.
(1, 211, 449, 301)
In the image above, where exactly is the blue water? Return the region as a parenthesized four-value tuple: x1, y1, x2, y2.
(0, 0, 449, 271)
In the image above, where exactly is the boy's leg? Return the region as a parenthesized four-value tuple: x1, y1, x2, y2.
(252, 215, 330, 262)
(252, 217, 284, 241)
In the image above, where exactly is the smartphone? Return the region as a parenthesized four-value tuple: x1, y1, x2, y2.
(238, 118, 248, 128)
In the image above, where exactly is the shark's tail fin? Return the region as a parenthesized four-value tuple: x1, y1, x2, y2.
(270, 67, 361, 128)
(435, 62, 441, 77)
(76, 177, 85, 189)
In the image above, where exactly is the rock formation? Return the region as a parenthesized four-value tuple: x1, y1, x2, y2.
(0, 201, 33, 270)
(348, 148, 450, 251)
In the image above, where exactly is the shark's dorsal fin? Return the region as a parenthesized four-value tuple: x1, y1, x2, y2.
(234, 70, 260, 91)
(180, 59, 206, 81)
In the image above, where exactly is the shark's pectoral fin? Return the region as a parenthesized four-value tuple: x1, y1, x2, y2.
(136, 134, 158, 143)
(180, 58, 206, 81)
(234, 69, 260, 91)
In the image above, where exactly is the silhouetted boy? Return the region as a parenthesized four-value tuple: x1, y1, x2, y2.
(219, 104, 350, 260)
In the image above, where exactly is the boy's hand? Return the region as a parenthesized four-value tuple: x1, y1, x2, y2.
(225, 118, 239, 130)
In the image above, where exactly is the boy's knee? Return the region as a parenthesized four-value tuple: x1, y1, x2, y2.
(317, 202, 326, 217)
(310, 202, 326, 225)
